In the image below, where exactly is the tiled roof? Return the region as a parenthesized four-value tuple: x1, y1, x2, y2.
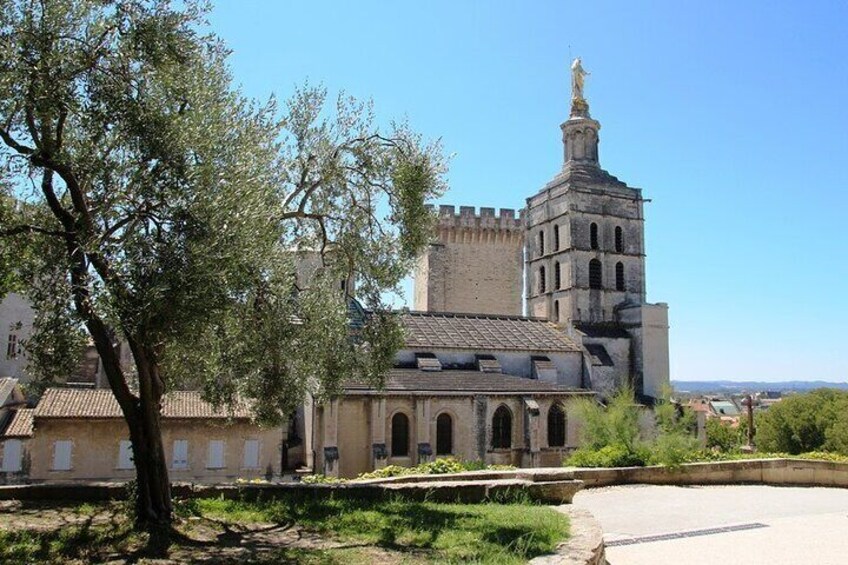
(343, 369, 592, 395)
(33, 389, 253, 420)
(0, 378, 19, 404)
(2, 408, 33, 438)
(401, 312, 581, 353)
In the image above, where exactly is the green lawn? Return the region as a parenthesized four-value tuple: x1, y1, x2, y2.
(0, 496, 569, 564)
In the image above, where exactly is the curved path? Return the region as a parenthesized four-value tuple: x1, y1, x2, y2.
(572, 484, 848, 565)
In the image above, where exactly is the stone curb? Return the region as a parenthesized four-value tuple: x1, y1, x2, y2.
(530, 507, 607, 565)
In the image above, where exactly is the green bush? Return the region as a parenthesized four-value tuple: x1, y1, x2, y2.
(756, 389, 848, 455)
(566, 444, 649, 468)
(706, 418, 740, 451)
(355, 457, 516, 481)
(649, 432, 701, 468)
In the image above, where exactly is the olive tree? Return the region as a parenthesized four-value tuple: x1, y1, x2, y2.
(0, 0, 445, 545)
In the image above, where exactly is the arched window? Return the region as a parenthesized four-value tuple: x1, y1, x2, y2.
(492, 406, 512, 449)
(590, 222, 599, 250)
(615, 226, 624, 253)
(436, 413, 453, 455)
(391, 413, 410, 457)
(538, 266, 546, 294)
(548, 404, 567, 447)
(589, 259, 602, 289)
(553, 224, 560, 251)
(554, 261, 561, 290)
(538, 231, 545, 256)
(553, 300, 560, 322)
(616, 262, 625, 291)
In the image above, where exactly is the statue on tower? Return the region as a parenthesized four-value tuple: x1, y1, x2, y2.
(571, 57, 589, 101)
(570, 57, 591, 117)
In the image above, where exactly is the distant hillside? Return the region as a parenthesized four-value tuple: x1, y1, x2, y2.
(671, 380, 848, 394)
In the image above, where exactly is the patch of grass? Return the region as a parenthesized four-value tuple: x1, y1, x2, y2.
(194, 495, 569, 564)
(0, 511, 141, 563)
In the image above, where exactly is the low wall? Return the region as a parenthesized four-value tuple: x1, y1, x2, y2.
(0, 477, 584, 505)
(569, 458, 848, 489)
(361, 458, 848, 490)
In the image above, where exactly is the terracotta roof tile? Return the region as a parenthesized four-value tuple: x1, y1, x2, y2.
(2, 408, 33, 438)
(401, 312, 581, 353)
(0, 378, 19, 404)
(33, 389, 253, 420)
(344, 369, 592, 395)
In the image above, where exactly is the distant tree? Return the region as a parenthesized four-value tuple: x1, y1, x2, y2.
(0, 0, 445, 549)
(756, 389, 848, 454)
(705, 418, 738, 451)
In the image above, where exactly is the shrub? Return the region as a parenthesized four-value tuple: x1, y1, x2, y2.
(355, 458, 516, 481)
(706, 418, 739, 451)
(649, 432, 700, 468)
(566, 444, 649, 468)
(756, 389, 848, 454)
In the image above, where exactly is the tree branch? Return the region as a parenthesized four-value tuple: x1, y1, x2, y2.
(0, 224, 70, 238)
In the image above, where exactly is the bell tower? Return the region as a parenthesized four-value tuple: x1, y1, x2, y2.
(525, 59, 646, 326)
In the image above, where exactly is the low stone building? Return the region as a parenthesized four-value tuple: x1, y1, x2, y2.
(314, 311, 596, 478)
(22, 388, 289, 483)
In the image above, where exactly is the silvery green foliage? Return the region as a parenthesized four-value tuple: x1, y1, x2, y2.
(0, 0, 446, 424)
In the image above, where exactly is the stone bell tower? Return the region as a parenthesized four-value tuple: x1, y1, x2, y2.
(524, 59, 669, 400)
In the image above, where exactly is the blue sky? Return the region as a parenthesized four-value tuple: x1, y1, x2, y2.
(209, 1, 848, 382)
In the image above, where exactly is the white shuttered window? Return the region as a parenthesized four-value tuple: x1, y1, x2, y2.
(243, 439, 260, 469)
(1, 440, 22, 472)
(52, 440, 72, 470)
(172, 440, 189, 470)
(207, 440, 225, 469)
(117, 440, 134, 469)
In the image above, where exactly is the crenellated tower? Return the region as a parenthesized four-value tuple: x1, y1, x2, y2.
(413, 205, 524, 316)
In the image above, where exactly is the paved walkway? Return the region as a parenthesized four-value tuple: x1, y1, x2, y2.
(572, 484, 848, 565)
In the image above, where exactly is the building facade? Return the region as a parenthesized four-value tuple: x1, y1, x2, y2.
(413, 65, 670, 401)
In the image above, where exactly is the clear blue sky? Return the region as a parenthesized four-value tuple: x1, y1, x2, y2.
(208, 1, 848, 383)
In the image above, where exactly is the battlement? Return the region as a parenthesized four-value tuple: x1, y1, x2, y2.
(428, 204, 525, 232)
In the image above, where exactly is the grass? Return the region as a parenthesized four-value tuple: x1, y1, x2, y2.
(0, 496, 569, 564)
(189, 495, 569, 563)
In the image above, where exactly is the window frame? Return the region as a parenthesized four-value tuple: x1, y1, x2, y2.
(491, 405, 512, 450)
(538, 265, 546, 294)
(615, 226, 624, 253)
(589, 259, 603, 289)
(590, 222, 599, 250)
(547, 404, 567, 448)
(435, 413, 453, 455)
(615, 261, 626, 291)
(390, 412, 410, 457)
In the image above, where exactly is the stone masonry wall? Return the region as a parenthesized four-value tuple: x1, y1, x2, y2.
(413, 206, 524, 316)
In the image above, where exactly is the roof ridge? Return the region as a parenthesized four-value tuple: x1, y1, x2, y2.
(400, 310, 548, 322)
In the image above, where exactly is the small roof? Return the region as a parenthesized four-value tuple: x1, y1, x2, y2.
(0, 377, 20, 405)
(343, 369, 592, 395)
(401, 311, 581, 353)
(2, 408, 33, 438)
(34, 388, 253, 420)
(710, 400, 740, 417)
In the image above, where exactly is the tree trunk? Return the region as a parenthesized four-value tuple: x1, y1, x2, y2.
(127, 353, 172, 554)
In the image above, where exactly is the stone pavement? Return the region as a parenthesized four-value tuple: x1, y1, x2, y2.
(572, 484, 848, 565)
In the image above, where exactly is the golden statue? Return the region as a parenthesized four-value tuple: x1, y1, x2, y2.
(571, 57, 590, 101)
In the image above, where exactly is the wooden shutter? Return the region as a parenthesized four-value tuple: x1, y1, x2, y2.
(118, 440, 134, 469)
(243, 439, 260, 469)
(2, 440, 22, 472)
(172, 440, 189, 469)
(53, 440, 72, 470)
(207, 440, 225, 469)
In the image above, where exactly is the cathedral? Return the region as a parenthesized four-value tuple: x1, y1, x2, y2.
(312, 62, 671, 478)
